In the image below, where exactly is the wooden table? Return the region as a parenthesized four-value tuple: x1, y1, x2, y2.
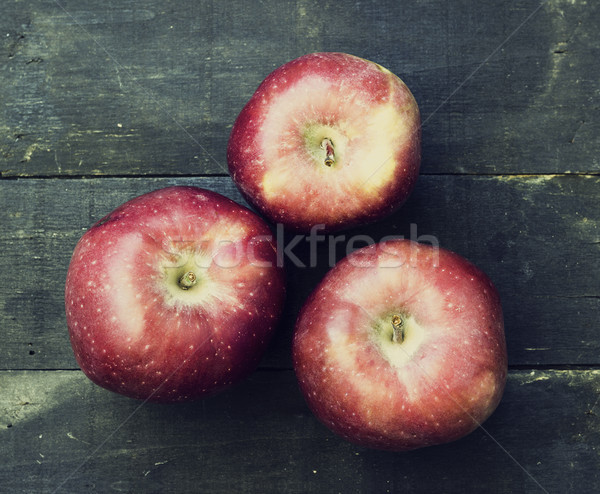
(1, 1, 598, 492)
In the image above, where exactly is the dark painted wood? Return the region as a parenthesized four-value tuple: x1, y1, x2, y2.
(1, 1, 599, 492)
(0, 369, 598, 494)
(0, 175, 598, 370)
(1, 0, 599, 177)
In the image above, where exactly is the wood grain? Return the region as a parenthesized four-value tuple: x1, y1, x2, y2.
(1, 175, 597, 370)
(1, 369, 598, 494)
(1, 0, 599, 177)
(1, 1, 599, 492)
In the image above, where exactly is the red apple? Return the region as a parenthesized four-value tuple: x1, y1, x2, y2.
(292, 239, 506, 451)
(65, 186, 285, 402)
(227, 52, 420, 232)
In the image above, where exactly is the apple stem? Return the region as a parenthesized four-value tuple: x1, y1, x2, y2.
(391, 315, 404, 343)
(320, 138, 335, 167)
(178, 271, 198, 290)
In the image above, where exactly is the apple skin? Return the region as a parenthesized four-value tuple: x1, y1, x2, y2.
(292, 240, 507, 451)
(65, 186, 285, 402)
(227, 52, 420, 232)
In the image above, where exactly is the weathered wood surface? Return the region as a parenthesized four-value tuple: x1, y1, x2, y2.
(1, 0, 599, 177)
(0, 175, 598, 370)
(1, 0, 599, 493)
(1, 369, 598, 494)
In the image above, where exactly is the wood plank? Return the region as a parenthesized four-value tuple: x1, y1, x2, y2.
(1, 0, 598, 177)
(0, 369, 598, 493)
(0, 175, 598, 369)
